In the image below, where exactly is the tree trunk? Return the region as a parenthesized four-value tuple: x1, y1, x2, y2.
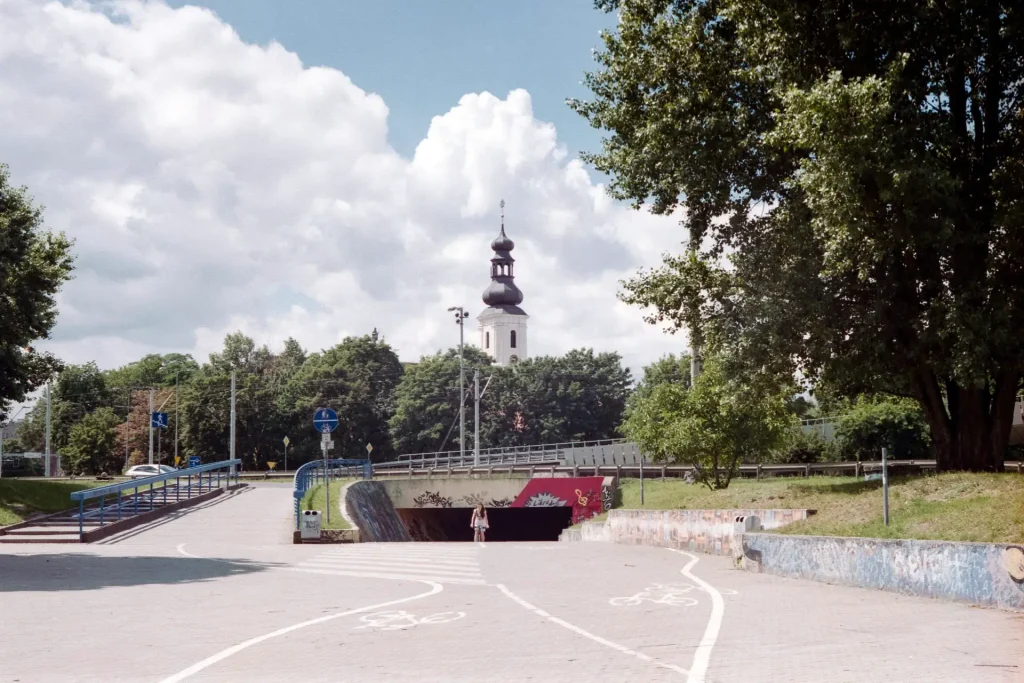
(915, 369, 1017, 472)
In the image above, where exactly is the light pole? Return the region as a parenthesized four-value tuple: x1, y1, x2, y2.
(448, 306, 469, 463)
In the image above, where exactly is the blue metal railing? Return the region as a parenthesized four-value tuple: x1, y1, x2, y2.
(69, 459, 241, 536)
(292, 458, 371, 530)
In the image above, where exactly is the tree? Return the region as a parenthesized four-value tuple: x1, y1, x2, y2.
(480, 349, 633, 447)
(389, 347, 492, 455)
(573, 0, 1024, 472)
(18, 362, 109, 452)
(104, 353, 200, 393)
(835, 396, 932, 461)
(0, 165, 75, 422)
(621, 356, 795, 489)
(61, 407, 121, 475)
(282, 335, 404, 463)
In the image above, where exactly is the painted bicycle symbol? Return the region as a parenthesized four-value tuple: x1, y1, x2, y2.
(354, 610, 466, 631)
(609, 583, 738, 608)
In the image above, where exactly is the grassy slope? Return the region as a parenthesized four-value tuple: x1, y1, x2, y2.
(0, 479, 108, 526)
(300, 479, 355, 530)
(615, 473, 1024, 544)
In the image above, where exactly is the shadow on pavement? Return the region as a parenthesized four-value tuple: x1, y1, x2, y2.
(0, 553, 279, 591)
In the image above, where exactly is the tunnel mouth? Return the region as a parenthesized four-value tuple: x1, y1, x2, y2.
(397, 507, 573, 542)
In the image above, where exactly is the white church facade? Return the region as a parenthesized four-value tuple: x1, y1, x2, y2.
(477, 202, 528, 366)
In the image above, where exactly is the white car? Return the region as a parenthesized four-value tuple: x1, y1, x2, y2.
(125, 464, 177, 479)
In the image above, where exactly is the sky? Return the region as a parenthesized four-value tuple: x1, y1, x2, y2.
(0, 0, 689, 388)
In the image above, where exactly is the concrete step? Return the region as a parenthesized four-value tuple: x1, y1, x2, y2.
(3, 528, 84, 535)
(0, 535, 80, 543)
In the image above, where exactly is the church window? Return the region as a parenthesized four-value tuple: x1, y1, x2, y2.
(511, 330, 517, 348)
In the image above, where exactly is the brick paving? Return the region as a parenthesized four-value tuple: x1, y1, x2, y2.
(0, 483, 1020, 682)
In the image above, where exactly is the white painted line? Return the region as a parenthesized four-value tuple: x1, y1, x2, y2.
(666, 549, 724, 683)
(159, 581, 443, 682)
(176, 543, 199, 559)
(495, 583, 688, 676)
(311, 553, 480, 566)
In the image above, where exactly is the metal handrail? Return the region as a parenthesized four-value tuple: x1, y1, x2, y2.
(69, 459, 241, 537)
(292, 458, 371, 530)
(392, 438, 629, 462)
(70, 459, 241, 501)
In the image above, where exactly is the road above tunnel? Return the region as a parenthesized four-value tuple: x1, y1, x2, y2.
(0, 483, 1020, 683)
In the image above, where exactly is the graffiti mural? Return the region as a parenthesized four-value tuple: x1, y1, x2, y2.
(412, 491, 454, 508)
(461, 494, 514, 508)
(511, 477, 606, 523)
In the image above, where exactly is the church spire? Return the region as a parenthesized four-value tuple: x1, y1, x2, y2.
(482, 199, 523, 307)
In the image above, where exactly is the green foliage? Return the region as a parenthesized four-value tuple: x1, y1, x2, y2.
(281, 335, 404, 462)
(18, 362, 110, 452)
(575, 0, 1024, 471)
(621, 356, 796, 489)
(60, 407, 121, 475)
(389, 347, 492, 455)
(480, 349, 633, 447)
(768, 428, 840, 465)
(835, 397, 932, 461)
(104, 353, 199, 392)
(0, 165, 75, 421)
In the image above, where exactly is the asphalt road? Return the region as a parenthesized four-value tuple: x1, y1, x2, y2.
(1, 483, 1021, 682)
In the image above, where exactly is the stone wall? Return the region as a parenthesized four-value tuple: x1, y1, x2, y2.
(560, 508, 812, 555)
(739, 533, 1024, 611)
(343, 480, 411, 542)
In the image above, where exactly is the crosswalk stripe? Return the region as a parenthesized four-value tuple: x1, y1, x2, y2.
(300, 560, 482, 576)
(284, 566, 488, 585)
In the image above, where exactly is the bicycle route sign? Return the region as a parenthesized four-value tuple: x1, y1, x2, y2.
(313, 407, 339, 434)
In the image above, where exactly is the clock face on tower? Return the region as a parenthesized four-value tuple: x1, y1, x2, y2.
(508, 354, 519, 365)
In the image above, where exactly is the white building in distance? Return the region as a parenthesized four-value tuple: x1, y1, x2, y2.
(477, 201, 528, 366)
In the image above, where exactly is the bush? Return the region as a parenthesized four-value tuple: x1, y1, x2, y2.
(835, 397, 931, 461)
(769, 428, 840, 464)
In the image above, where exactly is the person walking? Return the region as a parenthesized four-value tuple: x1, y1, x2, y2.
(470, 503, 489, 542)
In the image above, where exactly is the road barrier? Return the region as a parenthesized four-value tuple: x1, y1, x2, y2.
(68, 459, 241, 537)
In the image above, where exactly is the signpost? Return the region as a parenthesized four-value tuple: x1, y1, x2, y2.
(366, 443, 373, 456)
(314, 408, 339, 523)
(188, 455, 201, 468)
(151, 412, 168, 429)
(881, 447, 890, 526)
(283, 435, 290, 472)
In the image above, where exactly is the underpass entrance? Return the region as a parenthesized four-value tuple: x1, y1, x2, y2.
(397, 506, 574, 542)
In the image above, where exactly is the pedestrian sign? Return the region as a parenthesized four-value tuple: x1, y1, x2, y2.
(151, 412, 169, 429)
(313, 408, 339, 433)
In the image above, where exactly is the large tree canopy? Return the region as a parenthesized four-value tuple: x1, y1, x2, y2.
(573, 0, 1024, 471)
(0, 165, 74, 420)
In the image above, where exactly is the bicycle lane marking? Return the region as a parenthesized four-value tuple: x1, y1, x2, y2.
(495, 583, 689, 677)
(666, 549, 725, 683)
(163, 546, 444, 683)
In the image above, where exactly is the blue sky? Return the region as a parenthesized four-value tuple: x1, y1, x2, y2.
(164, 0, 615, 160)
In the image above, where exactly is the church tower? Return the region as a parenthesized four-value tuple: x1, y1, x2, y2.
(478, 200, 528, 366)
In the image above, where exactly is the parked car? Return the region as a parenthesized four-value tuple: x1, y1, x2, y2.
(125, 464, 177, 479)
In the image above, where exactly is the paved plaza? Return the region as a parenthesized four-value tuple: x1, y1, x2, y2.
(1, 484, 1021, 682)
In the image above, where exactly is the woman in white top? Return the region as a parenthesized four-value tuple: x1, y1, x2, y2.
(470, 503, 489, 542)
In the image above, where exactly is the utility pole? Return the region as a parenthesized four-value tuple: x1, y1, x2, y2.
(448, 306, 469, 463)
(124, 387, 131, 471)
(174, 373, 179, 466)
(148, 388, 155, 465)
(1, 406, 27, 480)
(44, 381, 51, 477)
(229, 370, 237, 474)
(473, 369, 480, 467)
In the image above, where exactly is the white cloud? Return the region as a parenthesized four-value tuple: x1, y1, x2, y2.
(0, 0, 689, 379)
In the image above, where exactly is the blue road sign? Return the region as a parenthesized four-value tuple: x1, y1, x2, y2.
(313, 407, 339, 434)
(151, 412, 169, 429)
(189, 456, 201, 468)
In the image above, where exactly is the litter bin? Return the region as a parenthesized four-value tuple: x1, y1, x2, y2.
(301, 510, 322, 540)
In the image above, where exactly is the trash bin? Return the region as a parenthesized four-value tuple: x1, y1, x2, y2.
(301, 510, 322, 540)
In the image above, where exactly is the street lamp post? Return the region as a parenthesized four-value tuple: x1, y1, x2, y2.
(448, 306, 469, 464)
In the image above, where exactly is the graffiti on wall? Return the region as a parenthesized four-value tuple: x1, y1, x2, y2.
(511, 477, 606, 524)
(412, 491, 454, 508)
(1004, 546, 1024, 590)
(461, 493, 513, 508)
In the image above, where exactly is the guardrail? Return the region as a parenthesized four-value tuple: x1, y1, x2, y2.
(292, 458, 372, 530)
(69, 459, 241, 536)
(370, 459, 1024, 480)
(386, 438, 630, 467)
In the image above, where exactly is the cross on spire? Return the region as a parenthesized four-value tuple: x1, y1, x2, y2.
(500, 199, 505, 228)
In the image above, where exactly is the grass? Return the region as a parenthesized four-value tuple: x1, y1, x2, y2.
(301, 479, 355, 530)
(0, 478, 174, 527)
(611, 472, 1024, 544)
